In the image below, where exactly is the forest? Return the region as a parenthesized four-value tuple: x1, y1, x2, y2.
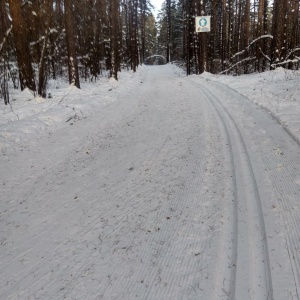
(0, 0, 299, 104)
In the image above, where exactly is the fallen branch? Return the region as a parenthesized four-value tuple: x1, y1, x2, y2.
(219, 56, 256, 75)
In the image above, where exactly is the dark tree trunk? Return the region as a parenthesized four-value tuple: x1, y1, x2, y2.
(64, 0, 80, 88)
(271, 0, 288, 68)
(8, 0, 36, 91)
(38, 0, 53, 97)
(109, 0, 119, 78)
(243, 0, 251, 73)
(166, 0, 171, 62)
(257, 0, 266, 72)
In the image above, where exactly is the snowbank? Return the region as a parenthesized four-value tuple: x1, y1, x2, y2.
(0, 67, 146, 151)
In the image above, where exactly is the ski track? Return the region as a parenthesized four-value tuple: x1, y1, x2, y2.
(0, 65, 300, 299)
(187, 80, 273, 299)
(189, 77, 300, 299)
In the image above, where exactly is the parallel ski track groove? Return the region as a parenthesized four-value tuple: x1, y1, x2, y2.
(211, 82, 300, 299)
(187, 79, 273, 299)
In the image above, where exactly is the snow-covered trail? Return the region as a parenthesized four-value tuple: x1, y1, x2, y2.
(1, 65, 300, 299)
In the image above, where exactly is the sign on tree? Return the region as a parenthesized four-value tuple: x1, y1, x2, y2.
(195, 16, 211, 33)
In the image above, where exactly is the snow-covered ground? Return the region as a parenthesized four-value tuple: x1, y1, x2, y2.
(199, 68, 300, 144)
(1, 66, 300, 150)
(0, 69, 145, 152)
(1, 65, 300, 299)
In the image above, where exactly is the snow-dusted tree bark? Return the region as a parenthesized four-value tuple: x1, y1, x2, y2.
(64, 0, 80, 88)
(271, 0, 288, 68)
(184, 0, 194, 75)
(287, 0, 300, 69)
(243, 0, 251, 73)
(166, 0, 171, 62)
(0, 0, 10, 52)
(0, 0, 10, 105)
(256, 0, 268, 71)
(130, 0, 139, 71)
(209, 0, 216, 71)
(198, 0, 207, 74)
(37, 0, 53, 98)
(139, 0, 147, 63)
(109, 0, 120, 79)
(221, 0, 227, 70)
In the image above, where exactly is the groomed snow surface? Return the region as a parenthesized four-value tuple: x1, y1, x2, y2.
(1, 65, 300, 299)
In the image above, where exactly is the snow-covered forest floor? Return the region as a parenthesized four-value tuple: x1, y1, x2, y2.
(200, 68, 300, 144)
(1, 64, 300, 299)
(1, 65, 300, 149)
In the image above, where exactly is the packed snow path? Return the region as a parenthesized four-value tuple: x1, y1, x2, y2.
(1, 65, 300, 299)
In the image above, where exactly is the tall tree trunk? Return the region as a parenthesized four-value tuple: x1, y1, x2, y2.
(0, 0, 11, 56)
(99, 0, 109, 70)
(185, 0, 194, 75)
(166, 0, 171, 62)
(221, 0, 227, 70)
(8, 0, 36, 92)
(243, 0, 251, 73)
(288, 0, 299, 68)
(257, 0, 265, 72)
(139, 0, 146, 63)
(210, 0, 217, 72)
(271, 0, 288, 68)
(227, 0, 234, 60)
(109, 0, 119, 78)
(38, 0, 53, 97)
(64, 0, 80, 88)
(199, 0, 207, 73)
(0, 0, 9, 42)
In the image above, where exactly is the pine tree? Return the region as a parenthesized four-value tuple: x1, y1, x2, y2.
(64, 0, 80, 88)
(8, 0, 36, 92)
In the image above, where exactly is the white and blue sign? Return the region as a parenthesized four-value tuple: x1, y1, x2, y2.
(195, 16, 211, 33)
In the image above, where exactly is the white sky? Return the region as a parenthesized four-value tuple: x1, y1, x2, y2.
(151, 0, 164, 18)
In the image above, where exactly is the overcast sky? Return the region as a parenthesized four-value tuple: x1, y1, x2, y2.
(151, 0, 164, 18)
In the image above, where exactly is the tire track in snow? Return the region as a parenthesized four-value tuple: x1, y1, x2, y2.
(187, 79, 273, 299)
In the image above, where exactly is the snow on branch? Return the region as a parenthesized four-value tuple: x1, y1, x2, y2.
(30, 36, 46, 47)
(30, 28, 58, 47)
(285, 48, 300, 61)
(0, 25, 13, 55)
(21, 1, 32, 7)
(231, 35, 273, 60)
(271, 58, 300, 68)
(219, 56, 256, 75)
(258, 47, 271, 62)
(145, 54, 167, 61)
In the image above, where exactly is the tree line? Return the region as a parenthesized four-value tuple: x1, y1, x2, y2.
(0, 0, 156, 104)
(0, 0, 299, 105)
(158, 0, 300, 75)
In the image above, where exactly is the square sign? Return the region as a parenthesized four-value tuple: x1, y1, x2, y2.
(195, 16, 211, 33)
